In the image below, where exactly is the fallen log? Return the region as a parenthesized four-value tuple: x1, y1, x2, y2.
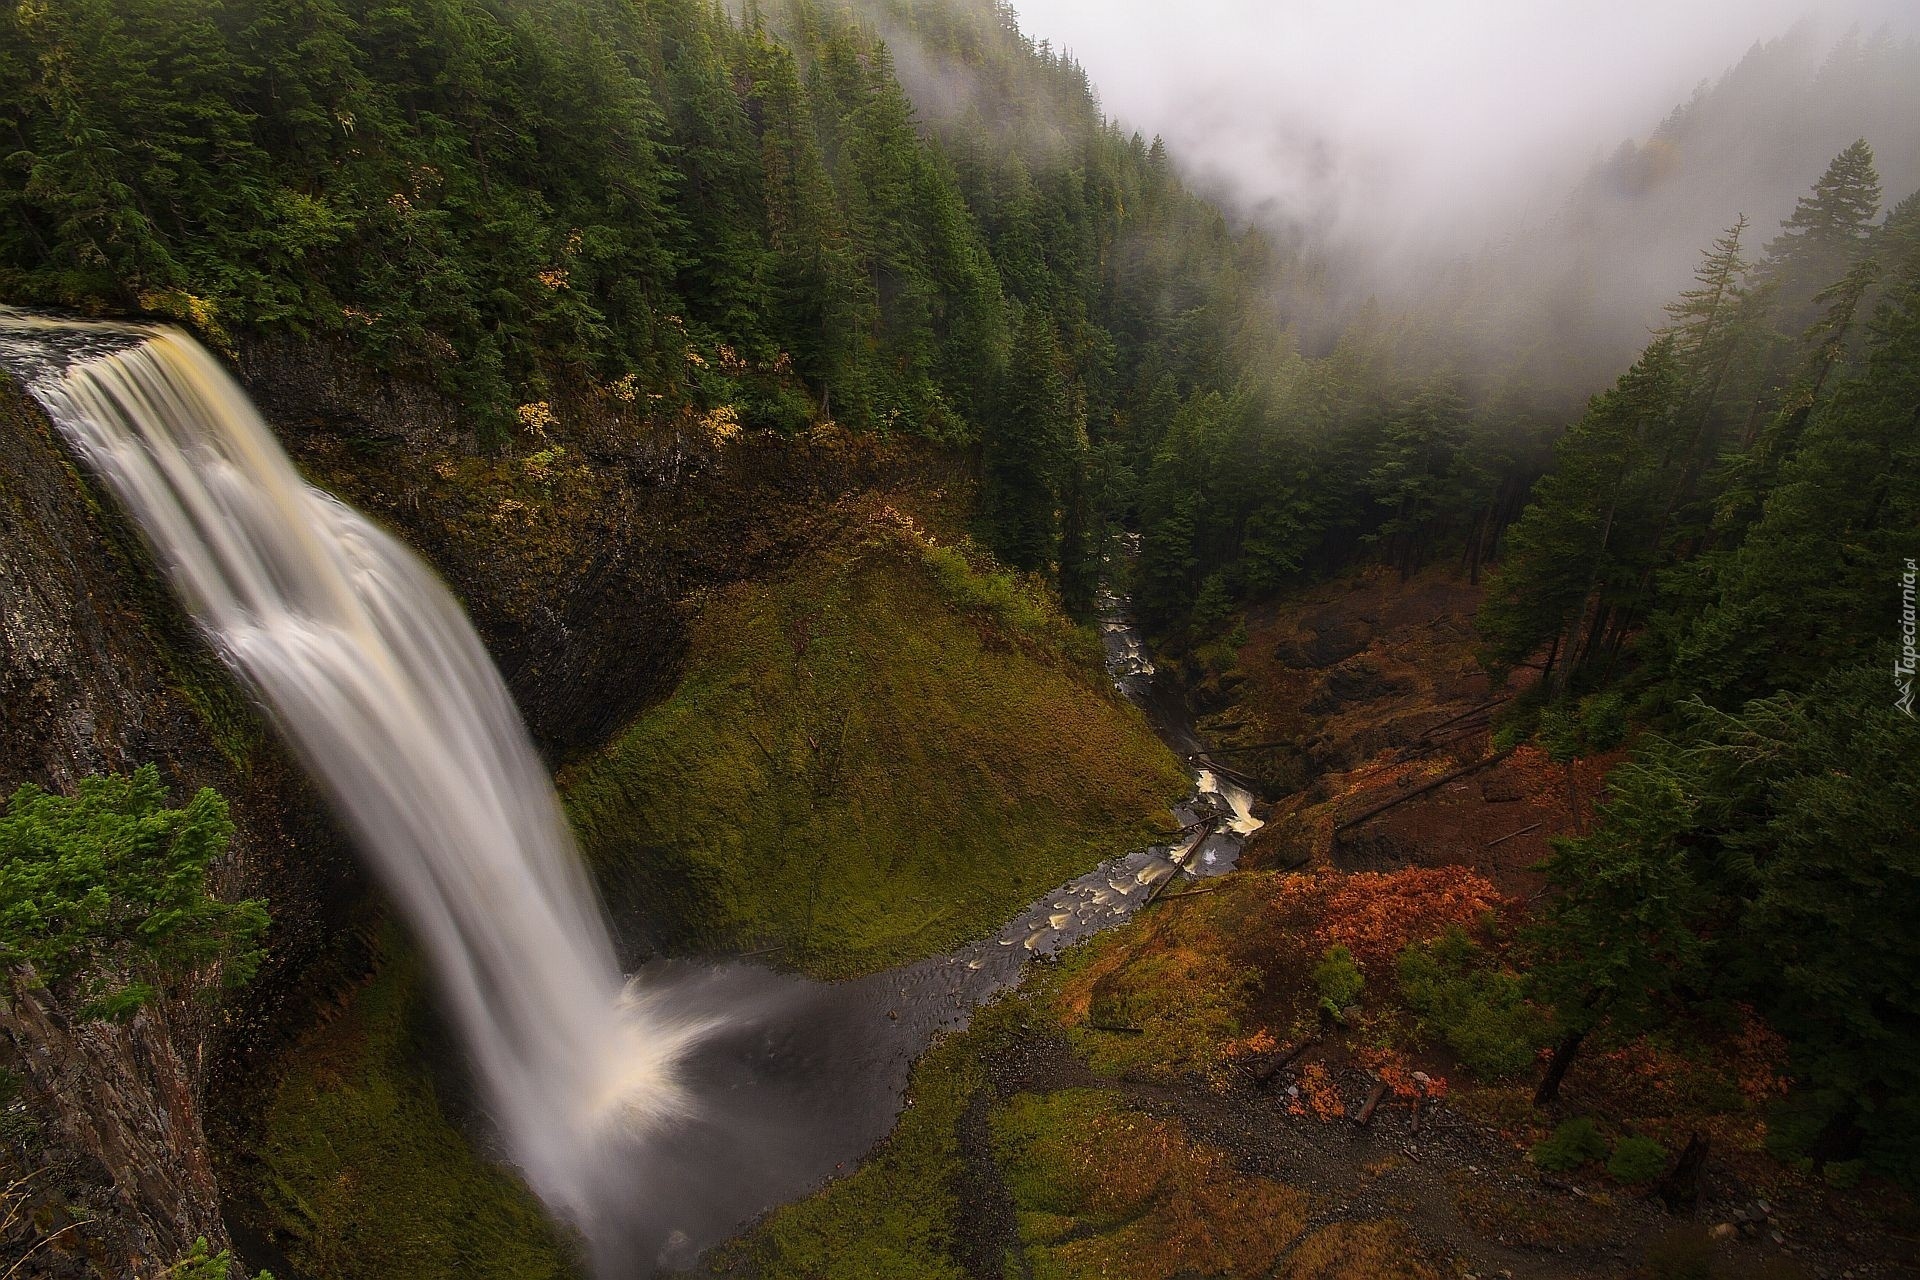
(1155, 882, 1230, 904)
(1252, 1035, 1319, 1087)
(1199, 758, 1264, 789)
(1395, 714, 1495, 762)
(1418, 694, 1511, 737)
(1353, 1079, 1391, 1127)
(1142, 822, 1216, 907)
(1192, 740, 1295, 757)
(1485, 821, 1544, 849)
(1334, 748, 1516, 836)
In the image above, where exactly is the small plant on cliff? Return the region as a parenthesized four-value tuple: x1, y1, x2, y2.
(1606, 1135, 1669, 1184)
(168, 1237, 273, 1280)
(1312, 945, 1365, 1019)
(0, 766, 268, 1019)
(1531, 1117, 1609, 1171)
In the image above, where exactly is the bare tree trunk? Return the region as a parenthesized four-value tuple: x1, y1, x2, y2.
(1656, 1132, 1710, 1212)
(1534, 1029, 1585, 1107)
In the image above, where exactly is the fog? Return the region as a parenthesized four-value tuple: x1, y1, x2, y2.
(1011, 0, 1919, 294)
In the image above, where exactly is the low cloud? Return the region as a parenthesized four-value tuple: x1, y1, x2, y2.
(1011, 0, 1919, 282)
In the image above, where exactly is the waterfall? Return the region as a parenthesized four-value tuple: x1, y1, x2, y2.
(0, 312, 1274, 1274)
(0, 315, 708, 1241)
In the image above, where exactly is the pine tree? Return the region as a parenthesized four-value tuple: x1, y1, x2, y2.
(1526, 729, 1718, 1102)
(1363, 387, 1470, 578)
(1762, 139, 1882, 332)
(1478, 339, 1682, 689)
(980, 307, 1071, 572)
(1673, 224, 1920, 706)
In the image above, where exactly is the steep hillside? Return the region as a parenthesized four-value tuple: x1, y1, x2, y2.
(215, 500, 1184, 1277)
(567, 506, 1186, 975)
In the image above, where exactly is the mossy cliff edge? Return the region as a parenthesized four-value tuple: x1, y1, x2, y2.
(225, 499, 1187, 1279)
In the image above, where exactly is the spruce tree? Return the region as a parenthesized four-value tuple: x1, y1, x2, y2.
(980, 307, 1071, 572)
(1762, 138, 1882, 332)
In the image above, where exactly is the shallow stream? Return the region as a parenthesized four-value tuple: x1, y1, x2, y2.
(607, 581, 1269, 1271)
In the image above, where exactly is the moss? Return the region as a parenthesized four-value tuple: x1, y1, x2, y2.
(564, 540, 1186, 976)
(989, 1087, 1309, 1279)
(1045, 874, 1273, 1082)
(239, 939, 581, 1280)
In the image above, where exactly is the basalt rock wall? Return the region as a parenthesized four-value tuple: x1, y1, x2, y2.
(0, 337, 960, 1275)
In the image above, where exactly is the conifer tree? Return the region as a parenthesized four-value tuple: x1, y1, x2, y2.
(1363, 387, 1470, 578)
(1479, 340, 1682, 689)
(1674, 225, 1920, 705)
(980, 307, 1071, 572)
(1762, 138, 1882, 332)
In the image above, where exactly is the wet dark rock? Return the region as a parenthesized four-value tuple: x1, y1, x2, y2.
(1273, 617, 1375, 669)
(0, 375, 357, 1273)
(1304, 656, 1413, 714)
(1191, 668, 1247, 712)
(1, 335, 953, 1274)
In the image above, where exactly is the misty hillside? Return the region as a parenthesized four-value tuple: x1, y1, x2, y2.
(0, 1, 1917, 1278)
(1423, 23, 1920, 390)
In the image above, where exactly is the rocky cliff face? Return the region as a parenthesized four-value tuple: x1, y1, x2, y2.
(0, 372, 357, 1276)
(0, 337, 959, 1275)
(236, 335, 945, 760)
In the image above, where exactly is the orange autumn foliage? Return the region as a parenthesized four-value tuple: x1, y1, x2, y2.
(1220, 1027, 1279, 1064)
(1292, 1062, 1347, 1120)
(1731, 1007, 1793, 1104)
(1353, 1045, 1448, 1102)
(1314, 866, 1507, 973)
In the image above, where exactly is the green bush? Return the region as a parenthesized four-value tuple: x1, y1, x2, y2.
(0, 766, 268, 1018)
(1538, 690, 1629, 762)
(921, 544, 1052, 638)
(168, 1237, 273, 1280)
(1312, 945, 1365, 1018)
(1397, 929, 1544, 1078)
(1606, 1135, 1668, 1183)
(1532, 1117, 1608, 1171)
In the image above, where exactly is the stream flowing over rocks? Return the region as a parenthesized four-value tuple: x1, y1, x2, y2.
(1, 311, 1264, 1277)
(604, 580, 1268, 1273)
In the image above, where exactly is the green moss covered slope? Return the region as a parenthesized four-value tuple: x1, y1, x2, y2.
(237, 941, 580, 1280)
(564, 513, 1186, 977)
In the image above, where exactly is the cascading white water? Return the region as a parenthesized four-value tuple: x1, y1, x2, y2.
(3, 312, 1278, 1273)
(1, 315, 711, 1240)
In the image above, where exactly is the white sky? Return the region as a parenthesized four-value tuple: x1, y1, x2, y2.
(1010, 0, 1917, 256)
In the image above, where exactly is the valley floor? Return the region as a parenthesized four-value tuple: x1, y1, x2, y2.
(707, 563, 1920, 1280)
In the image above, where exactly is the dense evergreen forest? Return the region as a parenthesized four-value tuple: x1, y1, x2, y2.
(0, 0, 1559, 621)
(1481, 142, 1920, 1179)
(1, 0, 1916, 1267)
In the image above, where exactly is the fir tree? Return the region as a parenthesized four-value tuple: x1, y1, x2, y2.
(980, 307, 1071, 572)
(1762, 138, 1882, 332)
